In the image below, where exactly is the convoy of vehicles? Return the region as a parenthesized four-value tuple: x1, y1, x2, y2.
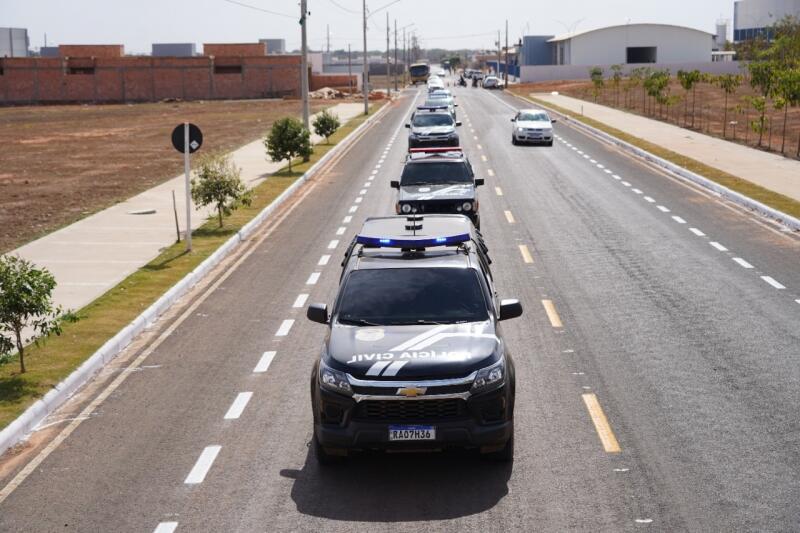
(307, 65, 555, 465)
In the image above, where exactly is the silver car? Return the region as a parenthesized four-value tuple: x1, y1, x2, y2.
(510, 109, 556, 146)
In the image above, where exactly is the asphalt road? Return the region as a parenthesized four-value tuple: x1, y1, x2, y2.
(1, 82, 799, 532)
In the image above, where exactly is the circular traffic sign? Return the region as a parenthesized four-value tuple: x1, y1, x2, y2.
(171, 123, 203, 154)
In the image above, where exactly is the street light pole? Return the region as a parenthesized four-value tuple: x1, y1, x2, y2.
(300, 0, 310, 130)
(394, 19, 398, 92)
(386, 11, 391, 97)
(504, 19, 509, 86)
(362, 0, 369, 115)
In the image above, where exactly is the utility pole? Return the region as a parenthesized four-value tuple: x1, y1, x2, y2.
(348, 43, 353, 95)
(386, 11, 391, 97)
(497, 30, 501, 76)
(504, 19, 509, 86)
(300, 0, 310, 130)
(394, 19, 398, 92)
(403, 28, 407, 87)
(362, 0, 368, 115)
(326, 24, 330, 54)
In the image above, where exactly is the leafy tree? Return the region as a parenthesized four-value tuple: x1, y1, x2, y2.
(589, 67, 604, 102)
(748, 60, 779, 146)
(0, 256, 75, 374)
(774, 68, 800, 154)
(677, 69, 702, 127)
(312, 109, 341, 144)
(745, 95, 769, 145)
(625, 67, 646, 109)
(717, 73, 743, 138)
(644, 69, 670, 117)
(610, 64, 623, 107)
(264, 117, 313, 172)
(191, 153, 252, 227)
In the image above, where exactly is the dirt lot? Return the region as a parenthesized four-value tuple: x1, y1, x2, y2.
(516, 79, 800, 160)
(0, 98, 331, 253)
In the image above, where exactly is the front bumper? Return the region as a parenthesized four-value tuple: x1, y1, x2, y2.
(408, 135, 460, 148)
(514, 130, 553, 143)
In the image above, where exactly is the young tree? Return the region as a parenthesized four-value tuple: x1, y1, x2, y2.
(191, 153, 252, 228)
(745, 95, 769, 146)
(677, 69, 702, 127)
(717, 73, 743, 138)
(264, 117, 313, 172)
(748, 60, 779, 146)
(589, 66, 604, 103)
(312, 109, 341, 144)
(0, 255, 74, 374)
(775, 68, 800, 154)
(610, 64, 623, 107)
(625, 67, 645, 110)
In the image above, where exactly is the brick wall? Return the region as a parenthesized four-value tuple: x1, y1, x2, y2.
(0, 55, 302, 104)
(59, 45, 124, 58)
(310, 74, 358, 91)
(203, 43, 267, 57)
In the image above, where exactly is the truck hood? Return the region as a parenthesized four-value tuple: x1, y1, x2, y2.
(325, 321, 501, 379)
(398, 182, 475, 202)
(411, 125, 456, 136)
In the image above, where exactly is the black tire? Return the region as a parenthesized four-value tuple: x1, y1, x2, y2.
(484, 431, 514, 463)
(511, 136, 518, 146)
(473, 214, 481, 230)
(313, 432, 345, 466)
(546, 140, 554, 147)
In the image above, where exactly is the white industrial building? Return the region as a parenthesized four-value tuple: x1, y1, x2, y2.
(0, 27, 29, 57)
(734, 0, 800, 41)
(547, 23, 714, 66)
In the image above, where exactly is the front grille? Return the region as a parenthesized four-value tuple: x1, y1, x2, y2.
(415, 201, 460, 214)
(355, 399, 465, 422)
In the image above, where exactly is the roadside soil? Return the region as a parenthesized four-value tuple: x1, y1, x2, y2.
(0, 98, 332, 253)
(515, 80, 800, 161)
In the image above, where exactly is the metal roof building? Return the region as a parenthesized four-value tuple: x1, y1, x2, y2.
(734, 0, 800, 41)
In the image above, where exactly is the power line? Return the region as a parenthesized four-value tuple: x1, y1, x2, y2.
(421, 31, 497, 41)
(328, 0, 359, 14)
(220, 0, 295, 19)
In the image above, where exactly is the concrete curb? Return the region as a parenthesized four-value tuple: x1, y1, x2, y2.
(0, 101, 393, 457)
(505, 91, 800, 232)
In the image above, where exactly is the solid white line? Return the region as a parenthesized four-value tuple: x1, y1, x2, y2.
(223, 392, 253, 420)
(253, 351, 276, 373)
(672, 216, 687, 224)
(761, 276, 786, 289)
(632, 188, 643, 194)
(293, 293, 309, 308)
(342, 215, 352, 223)
(644, 196, 655, 203)
(153, 522, 179, 533)
(732, 257, 754, 269)
(275, 319, 294, 336)
(306, 272, 321, 285)
(336, 226, 346, 235)
(689, 227, 705, 236)
(318, 254, 330, 266)
(657, 205, 670, 212)
(185, 445, 221, 484)
(349, 206, 358, 213)
(328, 239, 339, 249)
(710, 241, 728, 252)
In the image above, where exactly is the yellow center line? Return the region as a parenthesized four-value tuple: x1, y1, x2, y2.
(487, 169, 495, 177)
(504, 210, 515, 224)
(518, 244, 534, 264)
(541, 299, 563, 327)
(582, 393, 622, 453)
(495, 186, 504, 196)
(481, 155, 488, 162)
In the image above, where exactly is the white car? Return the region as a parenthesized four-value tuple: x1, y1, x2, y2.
(436, 69, 447, 77)
(510, 109, 556, 146)
(482, 76, 502, 89)
(427, 79, 445, 92)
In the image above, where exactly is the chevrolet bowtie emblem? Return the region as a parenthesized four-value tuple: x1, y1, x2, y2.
(396, 386, 427, 397)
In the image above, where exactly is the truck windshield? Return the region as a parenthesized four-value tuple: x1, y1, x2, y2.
(401, 162, 471, 185)
(412, 114, 454, 127)
(410, 65, 430, 77)
(336, 268, 489, 326)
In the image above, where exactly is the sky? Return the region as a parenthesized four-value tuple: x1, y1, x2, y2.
(3, 0, 735, 54)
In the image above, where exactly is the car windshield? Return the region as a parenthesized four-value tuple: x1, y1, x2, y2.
(412, 114, 454, 127)
(518, 112, 549, 122)
(401, 161, 472, 185)
(336, 268, 489, 325)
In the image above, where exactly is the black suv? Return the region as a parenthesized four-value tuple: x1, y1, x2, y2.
(306, 215, 523, 464)
(406, 109, 461, 149)
(391, 148, 484, 229)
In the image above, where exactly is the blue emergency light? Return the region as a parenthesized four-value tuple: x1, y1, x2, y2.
(357, 233, 470, 248)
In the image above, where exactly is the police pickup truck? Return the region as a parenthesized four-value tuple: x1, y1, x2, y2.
(391, 148, 484, 229)
(306, 215, 523, 464)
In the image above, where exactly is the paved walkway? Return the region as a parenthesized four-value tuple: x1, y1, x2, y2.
(532, 93, 800, 203)
(13, 102, 364, 312)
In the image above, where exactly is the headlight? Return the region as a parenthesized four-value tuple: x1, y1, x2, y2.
(400, 203, 412, 214)
(471, 357, 505, 393)
(462, 201, 473, 212)
(319, 359, 352, 396)
(517, 127, 525, 132)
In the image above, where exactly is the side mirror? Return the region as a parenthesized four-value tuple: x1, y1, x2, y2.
(510, 117, 516, 122)
(456, 121, 462, 127)
(551, 119, 558, 124)
(390, 180, 400, 189)
(405, 123, 411, 128)
(498, 299, 523, 321)
(475, 178, 485, 187)
(454, 103, 459, 107)
(307, 303, 329, 324)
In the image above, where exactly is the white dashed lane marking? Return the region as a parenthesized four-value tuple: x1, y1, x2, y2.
(223, 392, 253, 420)
(612, 174, 622, 180)
(293, 293, 309, 308)
(761, 276, 786, 289)
(732, 258, 754, 269)
(632, 188, 643, 194)
(328, 239, 339, 249)
(342, 216, 352, 223)
(349, 206, 358, 213)
(355, 197, 363, 204)
(505, 211, 515, 224)
(253, 351, 276, 373)
(689, 228, 705, 236)
(275, 319, 294, 337)
(644, 196, 655, 203)
(184, 446, 221, 485)
(336, 227, 346, 235)
(318, 255, 330, 266)
(672, 216, 687, 224)
(306, 272, 321, 285)
(710, 242, 728, 252)
(656, 205, 671, 213)
(621, 182, 632, 187)
(153, 522, 178, 533)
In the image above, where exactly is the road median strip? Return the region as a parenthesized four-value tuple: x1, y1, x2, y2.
(0, 102, 391, 455)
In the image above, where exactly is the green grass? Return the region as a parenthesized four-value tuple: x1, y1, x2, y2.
(513, 91, 800, 220)
(0, 104, 383, 430)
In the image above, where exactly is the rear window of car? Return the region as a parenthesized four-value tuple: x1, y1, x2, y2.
(336, 268, 489, 325)
(400, 162, 472, 185)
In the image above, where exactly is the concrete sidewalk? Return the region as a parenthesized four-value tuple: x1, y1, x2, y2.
(12, 102, 364, 312)
(531, 93, 800, 203)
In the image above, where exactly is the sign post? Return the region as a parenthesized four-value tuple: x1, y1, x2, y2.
(171, 123, 203, 252)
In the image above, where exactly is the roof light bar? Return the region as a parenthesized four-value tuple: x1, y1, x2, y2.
(356, 233, 470, 249)
(408, 147, 463, 153)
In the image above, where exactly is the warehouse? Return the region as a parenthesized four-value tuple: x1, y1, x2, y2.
(734, 0, 800, 41)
